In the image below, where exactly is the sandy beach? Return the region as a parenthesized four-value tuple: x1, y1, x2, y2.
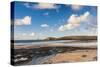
(42, 49, 97, 64)
(12, 43, 97, 65)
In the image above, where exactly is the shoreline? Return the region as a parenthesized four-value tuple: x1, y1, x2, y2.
(14, 43, 97, 49)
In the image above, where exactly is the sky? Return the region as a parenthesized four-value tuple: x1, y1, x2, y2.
(12, 1, 97, 40)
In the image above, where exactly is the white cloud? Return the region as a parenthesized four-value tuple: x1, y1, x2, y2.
(14, 32, 35, 40)
(71, 5, 83, 11)
(58, 11, 90, 31)
(23, 3, 58, 9)
(22, 32, 35, 36)
(34, 3, 58, 9)
(15, 16, 31, 25)
(84, 15, 97, 31)
(23, 3, 30, 8)
(29, 32, 35, 36)
(22, 33, 27, 36)
(41, 24, 49, 28)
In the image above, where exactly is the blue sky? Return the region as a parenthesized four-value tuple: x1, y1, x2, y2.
(12, 1, 97, 40)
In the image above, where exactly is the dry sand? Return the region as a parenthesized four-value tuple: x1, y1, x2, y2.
(42, 49, 97, 64)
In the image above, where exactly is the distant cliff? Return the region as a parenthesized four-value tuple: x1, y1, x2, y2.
(44, 36, 97, 40)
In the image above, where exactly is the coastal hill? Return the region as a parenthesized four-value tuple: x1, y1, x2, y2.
(44, 36, 97, 40)
(11, 36, 97, 43)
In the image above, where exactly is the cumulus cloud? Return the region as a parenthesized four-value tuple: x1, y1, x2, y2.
(15, 16, 31, 25)
(33, 3, 58, 9)
(41, 24, 49, 28)
(84, 15, 97, 31)
(23, 3, 58, 9)
(58, 11, 90, 31)
(71, 5, 83, 11)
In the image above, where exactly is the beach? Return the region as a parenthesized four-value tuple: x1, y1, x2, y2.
(41, 49, 97, 64)
(12, 40, 97, 65)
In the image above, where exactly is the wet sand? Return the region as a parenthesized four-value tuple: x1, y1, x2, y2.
(12, 44, 97, 65)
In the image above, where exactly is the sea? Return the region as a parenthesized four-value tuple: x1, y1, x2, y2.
(14, 40, 97, 48)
